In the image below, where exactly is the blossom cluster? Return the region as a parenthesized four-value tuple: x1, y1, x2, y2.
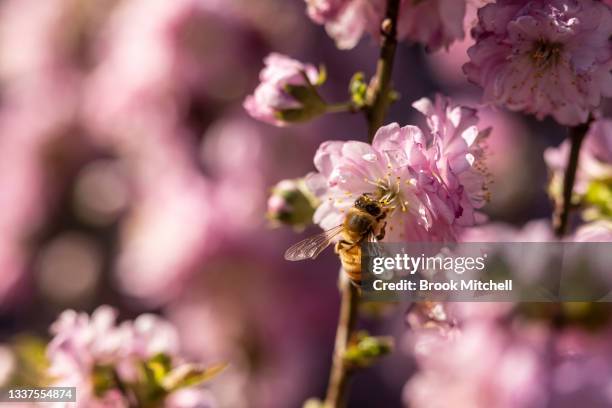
(47, 306, 221, 407)
(1, 0, 611, 407)
(404, 220, 612, 408)
(305, 0, 468, 51)
(307, 95, 489, 242)
(464, 0, 612, 125)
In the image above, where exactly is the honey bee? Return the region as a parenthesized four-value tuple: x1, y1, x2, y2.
(284, 193, 389, 284)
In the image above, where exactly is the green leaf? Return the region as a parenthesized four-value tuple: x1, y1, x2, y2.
(277, 83, 327, 124)
(284, 84, 315, 104)
(146, 353, 173, 384)
(161, 363, 227, 392)
(9, 335, 50, 387)
(316, 65, 327, 86)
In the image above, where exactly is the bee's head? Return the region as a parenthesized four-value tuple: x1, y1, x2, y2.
(354, 194, 382, 216)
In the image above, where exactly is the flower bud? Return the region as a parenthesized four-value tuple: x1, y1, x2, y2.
(343, 331, 393, 368)
(244, 53, 327, 126)
(267, 179, 318, 229)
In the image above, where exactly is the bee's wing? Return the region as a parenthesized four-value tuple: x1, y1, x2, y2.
(284, 225, 344, 261)
(364, 232, 387, 259)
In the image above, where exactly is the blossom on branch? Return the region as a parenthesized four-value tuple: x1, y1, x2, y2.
(307, 95, 489, 242)
(47, 306, 221, 407)
(464, 0, 612, 125)
(244, 53, 326, 126)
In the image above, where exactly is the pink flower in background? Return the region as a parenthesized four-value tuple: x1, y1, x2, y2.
(305, 0, 378, 49)
(47, 306, 217, 408)
(573, 220, 612, 241)
(460, 219, 556, 243)
(404, 299, 612, 408)
(123, 313, 180, 359)
(47, 306, 127, 407)
(424, 0, 492, 84)
(0, 0, 88, 308)
(545, 118, 612, 195)
(305, 0, 468, 51)
(115, 170, 219, 305)
(464, 0, 612, 125)
(166, 388, 217, 408)
(244, 53, 323, 126)
(395, 0, 467, 51)
(307, 95, 488, 241)
(306, 0, 352, 24)
(166, 264, 325, 408)
(404, 320, 548, 408)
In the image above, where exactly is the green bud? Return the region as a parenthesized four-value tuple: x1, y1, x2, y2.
(349, 72, 368, 108)
(267, 178, 319, 230)
(276, 71, 328, 124)
(344, 331, 394, 368)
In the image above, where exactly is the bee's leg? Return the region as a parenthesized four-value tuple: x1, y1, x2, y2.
(335, 239, 354, 253)
(376, 222, 387, 241)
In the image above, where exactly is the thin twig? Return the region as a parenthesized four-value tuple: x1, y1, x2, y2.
(324, 280, 359, 408)
(553, 121, 590, 237)
(323, 1, 401, 407)
(366, 0, 401, 141)
(325, 102, 357, 114)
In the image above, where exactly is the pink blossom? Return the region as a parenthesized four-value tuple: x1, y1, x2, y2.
(115, 169, 219, 305)
(0, 0, 85, 307)
(47, 306, 217, 408)
(460, 219, 556, 243)
(573, 220, 612, 241)
(305, 0, 379, 49)
(308, 95, 488, 242)
(166, 271, 322, 408)
(122, 313, 180, 359)
(545, 118, 612, 196)
(412, 95, 490, 222)
(395, 0, 467, 51)
(404, 299, 612, 408)
(425, 1, 493, 84)
(243, 53, 322, 126)
(404, 320, 549, 408)
(464, 0, 612, 126)
(47, 306, 127, 407)
(305, 0, 468, 51)
(165, 388, 217, 408)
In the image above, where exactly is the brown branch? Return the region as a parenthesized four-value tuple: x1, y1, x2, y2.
(324, 280, 359, 408)
(553, 121, 590, 237)
(323, 1, 401, 407)
(366, 0, 401, 141)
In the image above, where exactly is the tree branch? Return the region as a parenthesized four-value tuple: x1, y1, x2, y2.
(324, 280, 359, 408)
(366, 0, 401, 141)
(323, 1, 401, 407)
(553, 121, 590, 237)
